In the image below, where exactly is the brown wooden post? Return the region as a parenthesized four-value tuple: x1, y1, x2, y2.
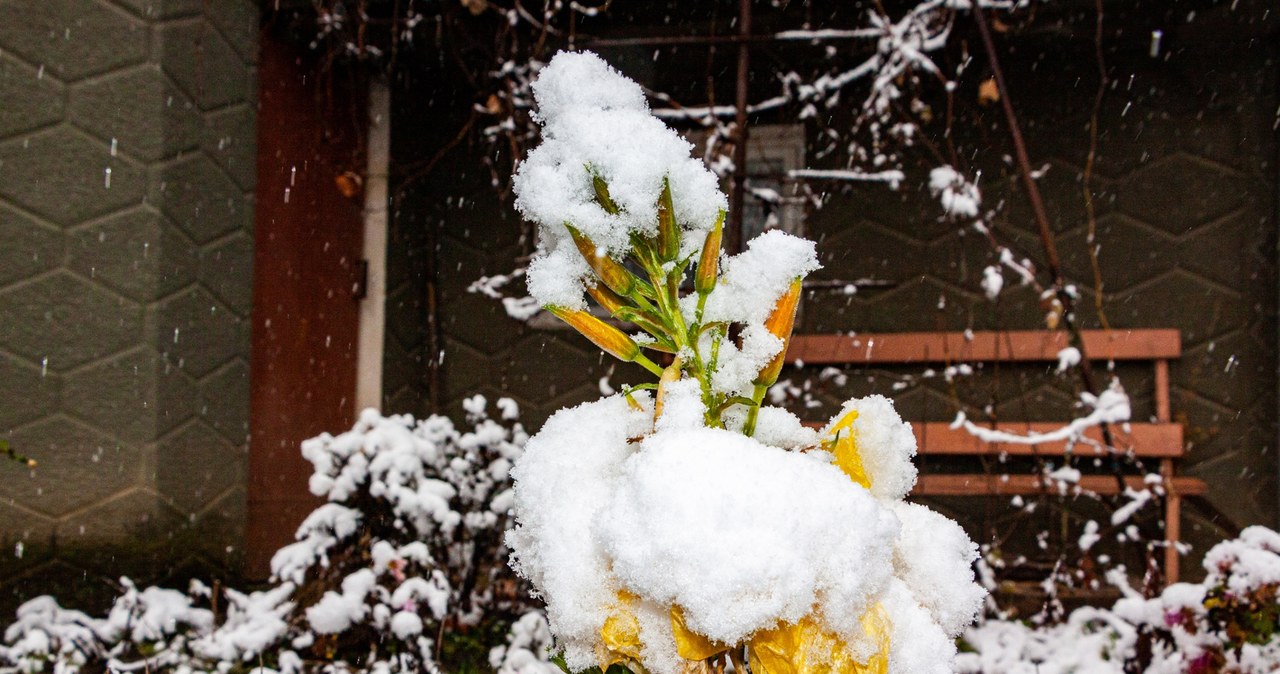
(1155, 359, 1171, 423)
(1155, 358, 1178, 583)
(247, 30, 366, 578)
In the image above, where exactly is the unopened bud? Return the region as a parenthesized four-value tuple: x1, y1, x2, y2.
(586, 283, 627, 315)
(656, 177, 678, 261)
(754, 278, 804, 387)
(695, 211, 725, 295)
(546, 306, 641, 363)
(592, 173, 620, 214)
(566, 224, 637, 296)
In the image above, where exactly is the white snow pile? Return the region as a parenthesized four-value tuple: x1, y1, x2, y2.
(0, 402, 551, 674)
(928, 165, 981, 220)
(507, 390, 985, 674)
(959, 526, 1280, 674)
(514, 51, 727, 310)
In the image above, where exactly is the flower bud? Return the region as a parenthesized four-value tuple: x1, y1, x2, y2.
(546, 306, 641, 363)
(586, 282, 627, 315)
(695, 211, 725, 295)
(657, 177, 679, 261)
(754, 277, 803, 387)
(592, 173, 620, 214)
(566, 224, 637, 297)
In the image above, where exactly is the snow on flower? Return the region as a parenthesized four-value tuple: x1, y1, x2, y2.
(506, 51, 983, 674)
(514, 51, 727, 311)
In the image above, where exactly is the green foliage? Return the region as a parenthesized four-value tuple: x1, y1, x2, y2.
(1205, 583, 1280, 651)
(549, 653, 635, 674)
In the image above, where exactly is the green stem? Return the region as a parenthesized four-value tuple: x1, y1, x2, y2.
(634, 354, 665, 377)
(742, 383, 768, 437)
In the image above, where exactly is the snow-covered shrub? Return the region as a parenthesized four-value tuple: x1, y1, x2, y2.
(505, 51, 984, 674)
(959, 526, 1280, 674)
(0, 403, 546, 674)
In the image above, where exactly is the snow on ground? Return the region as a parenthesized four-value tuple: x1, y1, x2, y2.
(960, 526, 1280, 674)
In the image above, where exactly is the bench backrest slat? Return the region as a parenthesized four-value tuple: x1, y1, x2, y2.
(787, 329, 1181, 365)
(800, 422, 1185, 458)
(911, 421, 1184, 458)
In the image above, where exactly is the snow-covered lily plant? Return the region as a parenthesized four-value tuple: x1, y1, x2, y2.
(505, 51, 986, 674)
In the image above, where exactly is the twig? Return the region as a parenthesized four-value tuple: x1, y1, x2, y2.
(1082, 0, 1112, 332)
(970, 6, 1119, 477)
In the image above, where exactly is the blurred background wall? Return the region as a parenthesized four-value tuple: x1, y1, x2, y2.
(0, 0, 257, 609)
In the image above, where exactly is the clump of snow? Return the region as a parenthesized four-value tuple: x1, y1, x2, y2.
(980, 265, 1003, 300)
(1055, 346, 1081, 373)
(889, 502, 984, 636)
(820, 395, 919, 501)
(708, 322, 784, 397)
(505, 394, 655, 672)
(601, 426, 899, 646)
(491, 610, 562, 674)
(928, 166, 981, 219)
(702, 230, 821, 326)
(514, 51, 727, 309)
(508, 392, 982, 674)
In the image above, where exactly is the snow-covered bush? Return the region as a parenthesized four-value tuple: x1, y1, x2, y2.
(960, 526, 1280, 674)
(0, 401, 544, 674)
(504, 51, 984, 674)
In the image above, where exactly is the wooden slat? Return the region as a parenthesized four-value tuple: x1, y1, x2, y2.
(1166, 494, 1182, 582)
(787, 329, 1181, 365)
(912, 422, 1185, 458)
(1155, 359, 1171, 422)
(914, 474, 1207, 496)
(800, 421, 1186, 458)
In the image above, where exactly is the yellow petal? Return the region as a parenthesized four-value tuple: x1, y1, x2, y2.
(859, 605, 891, 674)
(670, 606, 726, 661)
(825, 409, 871, 489)
(599, 591, 645, 669)
(747, 605, 889, 674)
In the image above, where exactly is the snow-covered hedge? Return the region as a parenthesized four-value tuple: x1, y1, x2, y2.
(960, 526, 1280, 674)
(0, 399, 551, 674)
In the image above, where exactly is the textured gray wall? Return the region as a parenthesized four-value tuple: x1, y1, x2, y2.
(0, 0, 257, 608)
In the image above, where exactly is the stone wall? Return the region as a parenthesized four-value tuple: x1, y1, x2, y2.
(0, 0, 258, 610)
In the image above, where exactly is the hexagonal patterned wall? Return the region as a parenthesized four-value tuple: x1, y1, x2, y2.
(386, 2, 1276, 580)
(0, 0, 257, 611)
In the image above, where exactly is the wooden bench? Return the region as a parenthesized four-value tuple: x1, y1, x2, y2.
(787, 329, 1205, 583)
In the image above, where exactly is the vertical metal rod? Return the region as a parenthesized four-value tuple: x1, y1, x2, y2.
(356, 77, 390, 415)
(728, 0, 751, 254)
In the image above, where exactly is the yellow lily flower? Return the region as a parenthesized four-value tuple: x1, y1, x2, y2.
(824, 407, 871, 490)
(748, 606, 889, 674)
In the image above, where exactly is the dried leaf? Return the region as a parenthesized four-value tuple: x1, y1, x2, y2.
(978, 78, 1000, 106)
